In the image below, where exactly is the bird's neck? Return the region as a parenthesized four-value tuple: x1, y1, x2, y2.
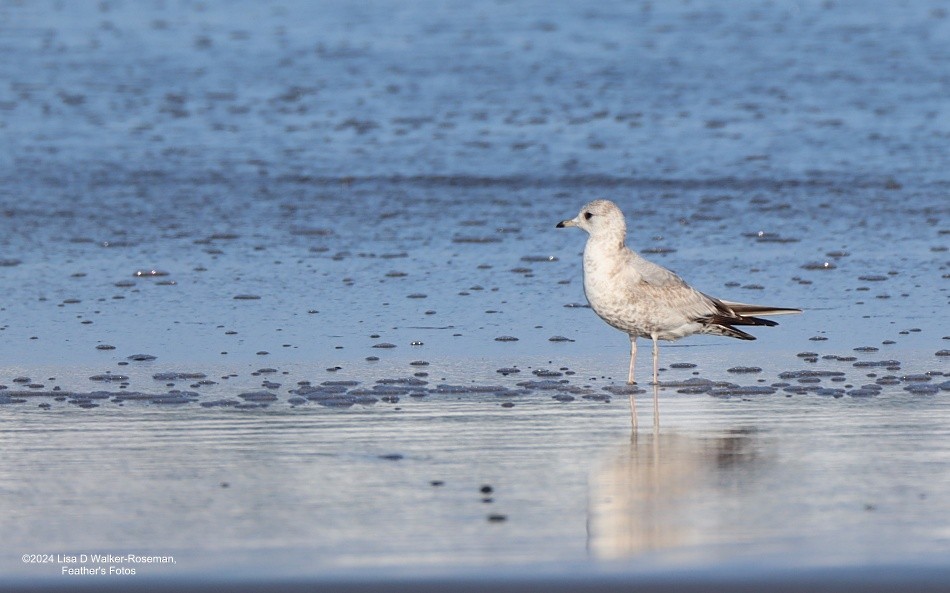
(587, 231, 626, 253)
(583, 232, 627, 275)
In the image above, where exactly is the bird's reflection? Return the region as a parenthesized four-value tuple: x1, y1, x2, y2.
(589, 424, 762, 559)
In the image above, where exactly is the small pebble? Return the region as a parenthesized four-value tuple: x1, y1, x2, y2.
(727, 366, 762, 374)
(802, 261, 836, 270)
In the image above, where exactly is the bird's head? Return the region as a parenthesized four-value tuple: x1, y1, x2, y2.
(556, 199, 626, 239)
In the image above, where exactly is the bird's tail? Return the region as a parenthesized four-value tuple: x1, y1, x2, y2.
(698, 297, 802, 341)
(716, 299, 803, 317)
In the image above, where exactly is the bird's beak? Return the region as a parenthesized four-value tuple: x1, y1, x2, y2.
(556, 217, 577, 228)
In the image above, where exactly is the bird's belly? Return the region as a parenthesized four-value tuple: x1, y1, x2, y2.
(584, 282, 698, 340)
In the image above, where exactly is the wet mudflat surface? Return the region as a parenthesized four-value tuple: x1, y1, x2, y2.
(1, 0, 949, 588)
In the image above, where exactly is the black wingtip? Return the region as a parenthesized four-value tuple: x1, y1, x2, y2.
(710, 324, 757, 340)
(704, 313, 778, 328)
(555, 221, 565, 228)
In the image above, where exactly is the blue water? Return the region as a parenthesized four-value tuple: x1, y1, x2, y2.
(1, 0, 948, 587)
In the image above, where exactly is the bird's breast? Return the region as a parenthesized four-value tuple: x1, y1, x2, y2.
(582, 245, 642, 333)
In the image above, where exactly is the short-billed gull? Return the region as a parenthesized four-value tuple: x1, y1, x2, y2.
(557, 199, 801, 386)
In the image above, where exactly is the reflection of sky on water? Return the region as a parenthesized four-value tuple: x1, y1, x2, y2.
(2, 383, 948, 579)
(593, 429, 763, 558)
(592, 395, 950, 567)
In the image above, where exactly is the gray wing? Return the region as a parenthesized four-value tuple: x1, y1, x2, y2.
(619, 249, 798, 339)
(619, 251, 720, 320)
(623, 250, 689, 288)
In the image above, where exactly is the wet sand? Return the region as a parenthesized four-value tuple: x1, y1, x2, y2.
(1, 0, 949, 589)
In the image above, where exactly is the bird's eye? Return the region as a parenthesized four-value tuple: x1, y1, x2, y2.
(584, 212, 593, 220)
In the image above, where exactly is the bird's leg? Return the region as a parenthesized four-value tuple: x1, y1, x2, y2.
(650, 334, 660, 428)
(627, 335, 639, 430)
(627, 335, 637, 385)
(651, 334, 659, 386)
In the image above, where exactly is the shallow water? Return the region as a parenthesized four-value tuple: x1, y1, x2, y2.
(3, 388, 950, 583)
(1, 0, 949, 587)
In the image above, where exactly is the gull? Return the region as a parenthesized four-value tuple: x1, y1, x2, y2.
(557, 199, 801, 387)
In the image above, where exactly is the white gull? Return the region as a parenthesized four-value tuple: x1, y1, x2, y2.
(557, 199, 801, 387)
